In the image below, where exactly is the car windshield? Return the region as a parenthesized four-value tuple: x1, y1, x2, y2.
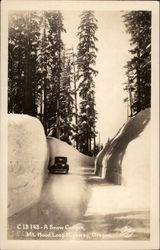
(55, 157, 67, 164)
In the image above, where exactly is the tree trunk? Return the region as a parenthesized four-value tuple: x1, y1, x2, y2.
(93, 133, 96, 156)
(43, 77, 47, 134)
(40, 89, 43, 122)
(24, 12, 34, 116)
(136, 24, 141, 113)
(56, 17, 61, 139)
(72, 48, 78, 149)
(127, 77, 133, 117)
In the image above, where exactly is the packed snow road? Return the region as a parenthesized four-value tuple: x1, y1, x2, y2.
(8, 165, 93, 238)
(39, 169, 93, 223)
(8, 167, 149, 240)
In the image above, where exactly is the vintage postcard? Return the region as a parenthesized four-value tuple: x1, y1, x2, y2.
(0, 1, 159, 250)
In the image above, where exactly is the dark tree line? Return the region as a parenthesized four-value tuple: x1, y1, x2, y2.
(8, 11, 41, 116)
(8, 10, 99, 156)
(122, 11, 151, 117)
(76, 11, 98, 155)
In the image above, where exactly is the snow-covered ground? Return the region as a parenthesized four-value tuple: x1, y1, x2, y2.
(8, 110, 150, 240)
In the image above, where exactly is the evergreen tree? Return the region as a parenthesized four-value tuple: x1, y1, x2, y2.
(23, 12, 41, 116)
(45, 11, 66, 138)
(8, 11, 41, 115)
(36, 11, 66, 136)
(8, 11, 68, 138)
(77, 11, 98, 156)
(123, 11, 151, 114)
(71, 48, 79, 149)
(59, 49, 74, 144)
(8, 13, 26, 113)
(36, 14, 51, 133)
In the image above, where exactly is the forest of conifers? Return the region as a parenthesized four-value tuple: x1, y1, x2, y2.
(8, 11, 99, 156)
(8, 10, 151, 156)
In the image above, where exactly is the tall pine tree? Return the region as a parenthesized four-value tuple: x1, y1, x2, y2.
(45, 11, 66, 138)
(59, 49, 74, 144)
(8, 12, 26, 113)
(77, 11, 98, 156)
(36, 13, 51, 133)
(71, 48, 79, 149)
(8, 11, 41, 115)
(36, 11, 66, 136)
(123, 11, 151, 115)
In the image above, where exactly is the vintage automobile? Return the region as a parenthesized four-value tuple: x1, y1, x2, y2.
(48, 156, 69, 174)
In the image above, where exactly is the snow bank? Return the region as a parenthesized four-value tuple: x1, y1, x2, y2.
(95, 141, 111, 176)
(121, 113, 150, 208)
(122, 117, 150, 189)
(95, 124, 125, 176)
(47, 137, 94, 171)
(92, 109, 151, 210)
(94, 108, 150, 209)
(103, 108, 150, 184)
(8, 114, 49, 217)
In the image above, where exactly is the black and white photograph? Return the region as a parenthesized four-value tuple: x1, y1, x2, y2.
(0, 1, 159, 250)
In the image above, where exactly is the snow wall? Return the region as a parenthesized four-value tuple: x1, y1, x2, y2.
(95, 141, 111, 177)
(8, 114, 49, 217)
(96, 108, 150, 186)
(47, 136, 94, 171)
(95, 124, 125, 177)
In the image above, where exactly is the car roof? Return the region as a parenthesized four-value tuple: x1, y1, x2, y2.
(55, 156, 67, 159)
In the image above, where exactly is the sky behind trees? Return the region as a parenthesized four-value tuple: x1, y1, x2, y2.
(62, 11, 131, 144)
